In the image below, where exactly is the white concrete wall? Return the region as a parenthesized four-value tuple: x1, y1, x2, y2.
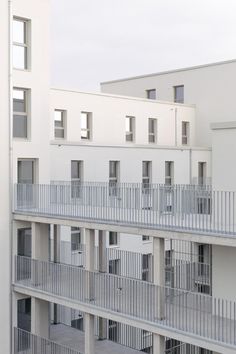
(51, 89, 196, 148)
(101, 60, 236, 148)
(12, 0, 51, 184)
(0, 1, 11, 352)
(211, 123, 236, 191)
(212, 245, 236, 302)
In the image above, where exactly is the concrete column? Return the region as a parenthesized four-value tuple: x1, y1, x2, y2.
(31, 222, 49, 261)
(153, 237, 165, 354)
(53, 225, 61, 324)
(31, 298, 50, 338)
(98, 230, 107, 340)
(84, 228, 95, 354)
(31, 223, 50, 338)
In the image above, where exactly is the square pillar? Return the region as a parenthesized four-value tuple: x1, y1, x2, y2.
(31, 297, 49, 338)
(84, 228, 95, 354)
(32, 222, 49, 261)
(153, 237, 165, 354)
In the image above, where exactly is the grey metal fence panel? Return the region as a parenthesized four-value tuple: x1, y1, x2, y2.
(15, 256, 236, 347)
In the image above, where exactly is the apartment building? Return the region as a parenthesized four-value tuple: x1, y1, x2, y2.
(1, 0, 236, 354)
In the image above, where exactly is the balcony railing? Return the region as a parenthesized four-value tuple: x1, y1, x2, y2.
(15, 256, 236, 347)
(14, 327, 81, 354)
(14, 182, 236, 237)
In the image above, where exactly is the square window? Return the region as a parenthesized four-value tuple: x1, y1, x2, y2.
(109, 232, 118, 246)
(146, 89, 156, 100)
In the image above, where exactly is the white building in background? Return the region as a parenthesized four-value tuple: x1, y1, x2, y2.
(1, 1, 236, 354)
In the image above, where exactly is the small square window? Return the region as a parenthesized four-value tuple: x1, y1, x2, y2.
(142, 235, 150, 242)
(146, 89, 156, 100)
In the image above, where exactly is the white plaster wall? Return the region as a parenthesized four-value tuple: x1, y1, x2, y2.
(212, 245, 236, 302)
(0, 1, 11, 352)
(101, 60, 236, 148)
(50, 89, 196, 148)
(211, 126, 236, 191)
(12, 0, 51, 184)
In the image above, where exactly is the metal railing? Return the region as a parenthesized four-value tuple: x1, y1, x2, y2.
(14, 182, 236, 236)
(55, 240, 211, 292)
(15, 256, 236, 347)
(14, 327, 81, 354)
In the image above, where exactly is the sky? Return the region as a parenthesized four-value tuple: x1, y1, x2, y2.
(51, 0, 236, 92)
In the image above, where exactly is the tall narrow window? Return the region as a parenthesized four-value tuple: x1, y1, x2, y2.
(198, 162, 206, 185)
(13, 18, 29, 70)
(71, 227, 81, 251)
(54, 110, 66, 139)
(146, 89, 156, 100)
(165, 161, 174, 185)
(13, 88, 28, 138)
(81, 112, 92, 140)
(148, 118, 157, 143)
(174, 85, 184, 103)
(142, 161, 151, 190)
(182, 121, 189, 145)
(71, 161, 83, 198)
(109, 232, 118, 246)
(125, 116, 135, 142)
(109, 161, 119, 196)
(18, 160, 35, 184)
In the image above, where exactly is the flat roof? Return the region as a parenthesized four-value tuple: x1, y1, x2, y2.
(51, 87, 195, 108)
(101, 58, 236, 85)
(211, 121, 236, 130)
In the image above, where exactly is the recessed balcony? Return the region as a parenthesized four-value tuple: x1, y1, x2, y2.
(14, 255, 236, 348)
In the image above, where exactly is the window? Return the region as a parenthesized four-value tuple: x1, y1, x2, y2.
(148, 118, 157, 143)
(71, 160, 83, 198)
(142, 235, 150, 242)
(13, 18, 29, 70)
(109, 259, 120, 275)
(182, 121, 189, 145)
(109, 161, 119, 196)
(18, 160, 35, 184)
(142, 161, 151, 190)
(174, 85, 184, 103)
(125, 116, 135, 142)
(13, 88, 28, 138)
(71, 227, 81, 251)
(81, 112, 92, 140)
(198, 162, 206, 185)
(109, 231, 118, 246)
(54, 110, 66, 139)
(165, 161, 174, 185)
(146, 89, 156, 100)
(142, 254, 151, 281)
(17, 228, 31, 257)
(108, 320, 118, 341)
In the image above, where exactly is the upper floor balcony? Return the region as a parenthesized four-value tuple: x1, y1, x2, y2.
(14, 182, 236, 237)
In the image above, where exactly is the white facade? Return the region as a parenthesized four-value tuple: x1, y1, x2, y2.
(1, 0, 236, 353)
(101, 60, 236, 147)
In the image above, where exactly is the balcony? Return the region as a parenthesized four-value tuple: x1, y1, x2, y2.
(14, 182, 236, 237)
(15, 256, 236, 348)
(14, 327, 81, 354)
